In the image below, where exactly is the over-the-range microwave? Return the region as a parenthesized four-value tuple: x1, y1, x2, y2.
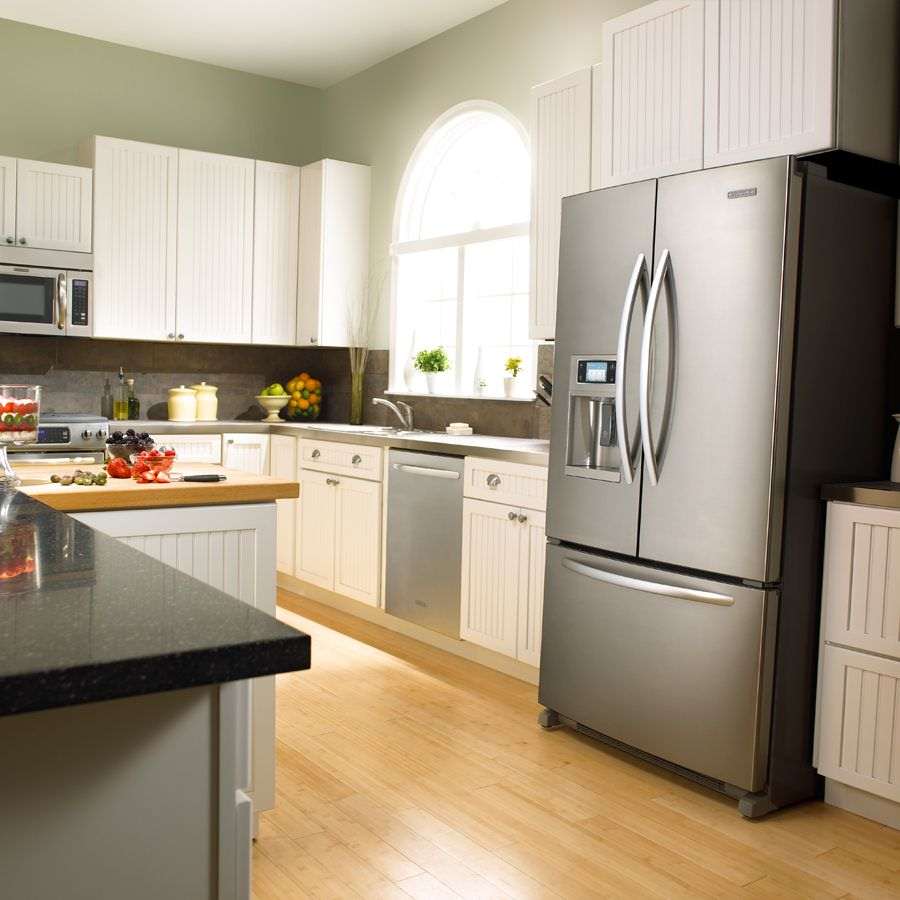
(0, 261, 92, 338)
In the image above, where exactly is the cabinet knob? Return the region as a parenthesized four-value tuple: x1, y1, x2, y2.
(486, 474, 501, 489)
(167, 333, 175, 339)
(4, 236, 12, 244)
(310, 337, 318, 344)
(18, 237, 26, 245)
(326, 477, 340, 486)
(227, 439, 234, 444)
(177, 333, 184, 340)
(517, 513, 528, 524)
(351, 454, 362, 465)
(311, 448, 321, 459)
(508, 511, 518, 521)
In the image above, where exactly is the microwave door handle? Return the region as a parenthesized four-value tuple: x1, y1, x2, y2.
(639, 249, 670, 486)
(56, 273, 67, 331)
(615, 253, 649, 485)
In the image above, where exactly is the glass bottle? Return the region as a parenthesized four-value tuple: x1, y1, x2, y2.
(126, 378, 140, 419)
(112, 367, 130, 421)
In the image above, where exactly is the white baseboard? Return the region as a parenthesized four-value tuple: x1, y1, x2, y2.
(825, 779, 900, 830)
(277, 572, 540, 686)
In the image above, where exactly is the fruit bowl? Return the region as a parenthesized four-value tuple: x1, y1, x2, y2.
(256, 394, 289, 423)
(107, 429, 154, 461)
(283, 373, 322, 421)
(0, 384, 41, 491)
(130, 447, 176, 483)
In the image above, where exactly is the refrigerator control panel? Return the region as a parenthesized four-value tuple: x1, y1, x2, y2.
(577, 359, 616, 385)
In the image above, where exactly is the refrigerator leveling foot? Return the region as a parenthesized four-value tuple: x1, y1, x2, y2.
(538, 708, 563, 730)
(738, 791, 778, 819)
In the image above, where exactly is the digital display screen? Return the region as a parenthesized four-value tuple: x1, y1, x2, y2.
(577, 359, 616, 384)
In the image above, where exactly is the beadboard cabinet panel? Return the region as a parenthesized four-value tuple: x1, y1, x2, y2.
(252, 160, 300, 346)
(598, 0, 705, 187)
(91, 137, 178, 341)
(704, 0, 835, 167)
(176, 149, 254, 344)
(223, 433, 270, 476)
(295, 469, 337, 590)
(15, 159, 92, 252)
(529, 69, 592, 339)
(0, 156, 15, 246)
(334, 477, 382, 606)
(269, 435, 297, 575)
(518, 510, 547, 667)
(151, 433, 222, 465)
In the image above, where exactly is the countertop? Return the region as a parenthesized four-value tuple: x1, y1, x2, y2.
(116, 419, 550, 466)
(16, 464, 299, 512)
(0, 491, 310, 717)
(821, 482, 900, 510)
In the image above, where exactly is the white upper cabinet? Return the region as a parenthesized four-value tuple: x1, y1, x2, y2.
(597, 0, 705, 188)
(529, 69, 593, 340)
(252, 160, 300, 346)
(297, 159, 371, 347)
(0, 157, 15, 247)
(90, 136, 178, 341)
(704, 0, 835, 168)
(15, 159, 93, 252)
(176, 149, 254, 344)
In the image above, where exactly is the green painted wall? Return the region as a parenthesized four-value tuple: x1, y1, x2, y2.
(323, 0, 643, 346)
(0, 18, 323, 167)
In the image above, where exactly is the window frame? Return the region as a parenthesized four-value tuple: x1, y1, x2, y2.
(388, 100, 533, 400)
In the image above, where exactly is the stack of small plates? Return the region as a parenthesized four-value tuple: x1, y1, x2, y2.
(446, 422, 473, 436)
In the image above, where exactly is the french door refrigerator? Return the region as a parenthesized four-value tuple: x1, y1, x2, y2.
(539, 155, 896, 817)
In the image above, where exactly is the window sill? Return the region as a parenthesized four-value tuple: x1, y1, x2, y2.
(385, 389, 537, 403)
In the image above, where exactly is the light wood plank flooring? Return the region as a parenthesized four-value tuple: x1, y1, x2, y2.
(255, 590, 900, 899)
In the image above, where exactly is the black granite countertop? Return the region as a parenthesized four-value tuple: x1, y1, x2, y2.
(0, 491, 310, 717)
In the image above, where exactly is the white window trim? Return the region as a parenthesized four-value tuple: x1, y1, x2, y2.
(388, 100, 533, 400)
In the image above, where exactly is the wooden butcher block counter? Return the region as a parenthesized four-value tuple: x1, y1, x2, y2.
(16, 462, 299, 512)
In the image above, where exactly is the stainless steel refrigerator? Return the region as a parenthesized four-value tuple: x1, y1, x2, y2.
(539, 155, 897, 817)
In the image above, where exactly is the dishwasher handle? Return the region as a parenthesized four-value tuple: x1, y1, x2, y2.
(392, 463, 461, 480)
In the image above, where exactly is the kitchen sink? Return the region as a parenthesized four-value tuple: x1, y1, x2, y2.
(302, 423, 399, 435)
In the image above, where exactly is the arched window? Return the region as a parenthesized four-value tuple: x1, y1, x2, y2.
(391, 102, 533, 397)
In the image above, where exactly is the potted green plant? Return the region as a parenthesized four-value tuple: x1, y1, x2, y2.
(414, 347, 450, 394)
(504, 356, 523, 398)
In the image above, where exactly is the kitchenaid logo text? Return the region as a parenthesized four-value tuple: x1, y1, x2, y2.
(727, 187, 758, 199)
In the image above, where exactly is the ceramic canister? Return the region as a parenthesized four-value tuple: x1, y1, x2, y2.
(189, 382, 218, 421)
(167, 386, 198, 422)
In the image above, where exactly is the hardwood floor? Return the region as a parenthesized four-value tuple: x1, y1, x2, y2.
(255, 590, 900, 899)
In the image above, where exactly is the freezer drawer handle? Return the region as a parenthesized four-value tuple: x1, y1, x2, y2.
(640, 248, 673, 486)
(616, 253, 649, 484)
(392, 463, 460, 480)
(561, 557, 734, 606)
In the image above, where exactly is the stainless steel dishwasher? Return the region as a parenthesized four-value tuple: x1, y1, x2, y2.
(385, 449, 464, 638)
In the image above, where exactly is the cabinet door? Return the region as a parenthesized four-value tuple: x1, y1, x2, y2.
(223, 433, 270, 475)
(598, 0, 704, 187)
(15, 159, 92, 252)
(295, 469, 336, 590)
(252, 160, 300, 346)
(92, 137, 178, 340)
(0, 156, 15, 246)
(176, 149, 254, 344)
(151, 433, 222, 464)
(704, 0, 835, 168)
(817, 645, 900, 803)
(517, 509, 546, 667)
(269, 435, 297, 575)
(460, 498, 521, 657)
(529, 69, 592, 340)
(334, 476, 382, 606)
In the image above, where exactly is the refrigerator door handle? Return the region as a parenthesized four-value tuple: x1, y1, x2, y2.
(561, 557, 734, 606)
(640, 248, 671, 485)
(615, 253, 649, 485)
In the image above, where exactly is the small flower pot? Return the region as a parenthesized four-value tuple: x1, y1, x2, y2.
(425, 373, 438, 394)
(503, 376, 517, 398)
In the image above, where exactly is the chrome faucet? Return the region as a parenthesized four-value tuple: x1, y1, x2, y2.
(372, 397, 414, 430)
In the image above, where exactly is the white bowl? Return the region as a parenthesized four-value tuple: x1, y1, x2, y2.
(256, 394, 289, 422)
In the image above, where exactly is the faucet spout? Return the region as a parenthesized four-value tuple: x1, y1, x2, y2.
(372, 397, 414, 430)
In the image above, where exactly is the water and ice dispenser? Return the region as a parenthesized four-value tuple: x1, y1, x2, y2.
(564, 355, 622, 482)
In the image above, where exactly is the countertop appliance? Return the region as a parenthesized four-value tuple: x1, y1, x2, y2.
(0, 263, 92, 338)
(539, 155, 896, 818)
(7, 413, 108, 465)
(384, 449, 464, 638)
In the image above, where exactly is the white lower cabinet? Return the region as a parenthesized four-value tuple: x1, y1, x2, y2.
(269, 435, 297, 574)
(223, 433, 270, 475)
(295, 466, 383, 607)
(152, 433, 222, 464)
(461, 497, 546, 665)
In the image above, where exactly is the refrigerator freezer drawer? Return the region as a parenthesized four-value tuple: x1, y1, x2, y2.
(539, 544, 777, 792)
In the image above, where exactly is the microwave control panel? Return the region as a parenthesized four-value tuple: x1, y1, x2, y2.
(70, 279, 89, 327)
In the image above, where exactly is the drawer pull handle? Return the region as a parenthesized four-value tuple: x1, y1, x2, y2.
(486, 474, 502, 489)
(311, 448, 321, 459)
(326, 477, 340, 486)
(351, 454, 362, 465)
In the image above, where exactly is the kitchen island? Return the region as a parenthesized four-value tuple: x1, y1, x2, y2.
(0, 488, 309, 900)
(15, 463, 300, 828)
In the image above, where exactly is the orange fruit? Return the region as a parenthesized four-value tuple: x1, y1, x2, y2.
(298, 398, 310, 411)
(298, 372, 310, 382)
(306, 378, 319, 391)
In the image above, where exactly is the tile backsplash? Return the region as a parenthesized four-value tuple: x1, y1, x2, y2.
(0, 335, 554, 439)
